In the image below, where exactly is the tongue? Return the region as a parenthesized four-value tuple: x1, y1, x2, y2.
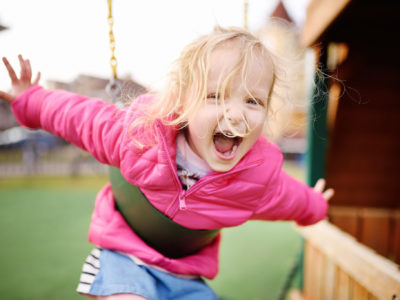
(214, 135, 234, 153)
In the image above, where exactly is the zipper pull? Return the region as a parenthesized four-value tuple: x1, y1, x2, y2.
(179, 192, 187, 210)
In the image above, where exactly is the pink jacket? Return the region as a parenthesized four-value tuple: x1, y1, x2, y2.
(12, 86, 328, 279)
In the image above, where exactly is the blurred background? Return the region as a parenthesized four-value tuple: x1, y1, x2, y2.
(1, 0, 400, 299)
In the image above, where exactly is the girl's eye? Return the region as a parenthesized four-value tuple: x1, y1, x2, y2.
(207, 93, 221, 103)
(246, 98, 260, 106)
(207, 93, 218, 99)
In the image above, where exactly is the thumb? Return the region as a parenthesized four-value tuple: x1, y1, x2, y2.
(323, 188, 335, 201)
(33, 72, 41, 85)
(0, 90, 15, 104)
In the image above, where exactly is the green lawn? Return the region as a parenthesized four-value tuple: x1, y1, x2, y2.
(0, 162, 304, 300)
(0, 176, 103, 300)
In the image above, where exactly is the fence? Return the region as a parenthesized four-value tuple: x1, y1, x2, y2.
(290, 220, 400, 300)
(329, 206, 400, 265)
(0, 144, 107, 177)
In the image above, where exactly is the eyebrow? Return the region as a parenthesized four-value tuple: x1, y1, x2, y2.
(247, 89, 269, 100)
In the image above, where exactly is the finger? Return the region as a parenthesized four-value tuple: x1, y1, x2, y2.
(19, 55, 29, 81)
(25, 59, 32, 80)
(323, 188, 335, 201)
(314, 178, 326, 192)
(2, 57, 18, 83)
(0, 90, 15, 104)
(33, 71, 41, 85)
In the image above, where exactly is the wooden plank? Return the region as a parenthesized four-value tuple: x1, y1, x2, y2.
(352, 281, 369, 299)
(308, 244, 320, 300)
(393, 211, 400, 265)
(335, 267, 351, 300)
(313, 247, 324, 300)
(300, 0, 351, 47)
(329, 206, 359, 238)
(321, 256, 336, 300)
(303, 242, 314, 299)
(295, 221, 400, 299)
(360, 208, 391, 257)
(330, 207, 400, 261)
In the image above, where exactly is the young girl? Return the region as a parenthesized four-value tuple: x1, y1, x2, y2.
(0, 26, 333, 300)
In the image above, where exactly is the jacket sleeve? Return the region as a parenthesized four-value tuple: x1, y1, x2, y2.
(11, 85, 132, 167)
(252, 164, 329, 226)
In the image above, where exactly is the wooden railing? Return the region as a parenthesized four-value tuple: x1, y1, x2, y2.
(290, 220, 400, 300)
(329, 206, 400, 264)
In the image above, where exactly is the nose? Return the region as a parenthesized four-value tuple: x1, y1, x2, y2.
(225, 101, 246, 127)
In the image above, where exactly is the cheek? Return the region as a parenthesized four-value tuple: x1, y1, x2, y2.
(247, 111, 266, 131)
(194, 107, 219, 131)
(187, 118, 211, 146)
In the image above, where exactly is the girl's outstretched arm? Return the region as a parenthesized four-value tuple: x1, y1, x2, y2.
(0, 55, 41, 103)
(252, 168, 332, 226)
(1, 55, 131, 168)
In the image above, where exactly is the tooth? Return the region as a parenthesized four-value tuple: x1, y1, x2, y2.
(232, 145, 238, 152)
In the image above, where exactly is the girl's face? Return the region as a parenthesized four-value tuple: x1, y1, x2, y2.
(185, 44, 274, 172)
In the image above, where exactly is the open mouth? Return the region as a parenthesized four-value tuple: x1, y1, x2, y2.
(213, 132, 243, 159)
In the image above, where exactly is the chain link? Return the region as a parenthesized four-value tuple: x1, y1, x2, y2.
(106, 0, 122, 106)
(243, 0, 249, 29)
(107, 0, 118, 80)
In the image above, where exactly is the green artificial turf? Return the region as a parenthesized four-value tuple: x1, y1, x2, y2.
(0, 176, 106, 300)
(0, 161, 304, 299)
(207, 221, 302, 300)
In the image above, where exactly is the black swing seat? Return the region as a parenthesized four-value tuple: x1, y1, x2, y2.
(109, 167, 220, 258)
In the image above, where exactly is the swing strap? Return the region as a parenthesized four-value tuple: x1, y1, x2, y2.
(109, 167, 221, 258)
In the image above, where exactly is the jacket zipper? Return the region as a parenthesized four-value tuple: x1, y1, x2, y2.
(168, 161, 263, 218)
(155, 123, 186, 218)
(185, 161, 262, 197)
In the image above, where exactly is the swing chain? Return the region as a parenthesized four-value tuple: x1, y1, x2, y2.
(244, 0, 249, 29)
(106, 0, 122, 107)
(107, 0, 118, 80)
(106, 78, 122, 107)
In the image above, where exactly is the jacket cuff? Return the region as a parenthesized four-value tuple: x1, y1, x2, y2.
(11, 85, 44, 128)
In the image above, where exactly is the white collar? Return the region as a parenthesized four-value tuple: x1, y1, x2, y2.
(176, 132, 212, 174)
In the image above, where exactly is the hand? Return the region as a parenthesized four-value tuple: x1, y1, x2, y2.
(314, 178, 334, 201)
(0, 54, 41, 103)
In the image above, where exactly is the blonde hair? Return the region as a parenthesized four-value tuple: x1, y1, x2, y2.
(130, 26, 284, 148)
(256, 18, 311, 142)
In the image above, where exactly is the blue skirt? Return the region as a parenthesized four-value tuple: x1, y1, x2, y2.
(77, 248, 218, 300)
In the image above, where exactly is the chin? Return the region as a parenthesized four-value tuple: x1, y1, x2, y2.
(209, 160, 237, 173)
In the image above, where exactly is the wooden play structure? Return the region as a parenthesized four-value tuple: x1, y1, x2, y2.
(293, 220, 400, 300)
(289, 0, 400, 299)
